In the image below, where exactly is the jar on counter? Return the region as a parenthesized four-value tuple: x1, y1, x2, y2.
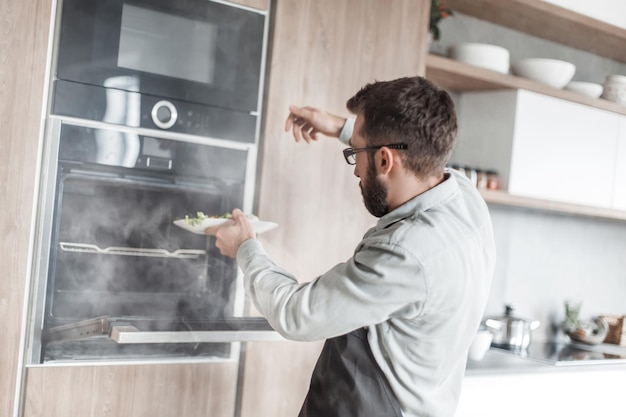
(486, 170, 500, 190)
(476, 170, 488, 189)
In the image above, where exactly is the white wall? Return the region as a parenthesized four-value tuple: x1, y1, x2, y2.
(485, 206, 626, 341)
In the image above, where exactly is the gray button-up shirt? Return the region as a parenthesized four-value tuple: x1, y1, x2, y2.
(237, 115, 495, 417)
(237, 124, 495, 416)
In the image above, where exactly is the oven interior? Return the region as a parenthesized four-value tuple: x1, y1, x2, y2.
(39, 123, 253, 362)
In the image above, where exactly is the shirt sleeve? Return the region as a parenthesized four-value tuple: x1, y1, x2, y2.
(339, 117, 355, 145)
(236, 236, 427, 341)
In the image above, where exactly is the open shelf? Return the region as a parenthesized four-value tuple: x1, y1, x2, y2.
(425, 54, 626, 116)
(480, 189, 626, 222)
(447, 0, 626, 63)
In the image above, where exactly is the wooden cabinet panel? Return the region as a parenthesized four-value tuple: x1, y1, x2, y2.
(0, 0, 53, 415)
(446, 0, 626, 63)
(23, 363, 239, 417)
(230, 0, 270, 11)
(240, 1, 431, 416)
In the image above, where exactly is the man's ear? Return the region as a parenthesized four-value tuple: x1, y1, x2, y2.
(376, 147, 395, 175)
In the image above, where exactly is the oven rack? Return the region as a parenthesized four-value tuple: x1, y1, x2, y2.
(59, 242, 206, 259)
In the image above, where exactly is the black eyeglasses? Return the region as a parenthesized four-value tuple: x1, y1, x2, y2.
(342, 144, 408, 165)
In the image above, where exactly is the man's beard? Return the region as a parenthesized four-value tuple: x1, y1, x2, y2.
(361, 162, 388, 218)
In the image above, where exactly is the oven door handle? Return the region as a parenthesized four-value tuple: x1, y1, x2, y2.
(110, 325, 285, 344)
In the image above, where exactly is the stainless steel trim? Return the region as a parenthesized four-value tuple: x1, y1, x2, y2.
(49, 115, 256, 151)
(58, 242, 206, 259)
(110, 325, 285, 344)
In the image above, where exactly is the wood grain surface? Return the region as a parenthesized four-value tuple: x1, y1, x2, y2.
(240, 1, 430, 416)
(0, 0, 53, 416)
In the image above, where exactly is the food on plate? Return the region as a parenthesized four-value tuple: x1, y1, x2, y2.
(175, 212, 275, 235)
(184, 211, 232, 226)
(183, 211, 260, 226)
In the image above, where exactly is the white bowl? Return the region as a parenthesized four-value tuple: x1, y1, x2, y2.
(448, 43, 510, 74)
(468, 330, 494, 361)
(565, 81, 604, 98)
(511, 58, 576, 89)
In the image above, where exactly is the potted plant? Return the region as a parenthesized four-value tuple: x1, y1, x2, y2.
(429, 0, 453, 42)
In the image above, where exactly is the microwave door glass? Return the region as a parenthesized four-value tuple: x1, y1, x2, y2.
(118, 4, 218, 85)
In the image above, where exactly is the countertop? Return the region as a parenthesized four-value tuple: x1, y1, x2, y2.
(466, 341, 626, 375)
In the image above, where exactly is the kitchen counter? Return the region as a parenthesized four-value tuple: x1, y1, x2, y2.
(458, 342, 626, 416)
(466, 341, 626, 375)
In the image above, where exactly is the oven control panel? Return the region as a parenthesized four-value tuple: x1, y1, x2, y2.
(52, 80, 258, 143)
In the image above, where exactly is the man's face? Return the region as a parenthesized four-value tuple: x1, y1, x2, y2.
(351, 116, 389, 218)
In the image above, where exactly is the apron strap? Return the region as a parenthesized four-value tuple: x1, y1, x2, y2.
(298, 327, 403, 417)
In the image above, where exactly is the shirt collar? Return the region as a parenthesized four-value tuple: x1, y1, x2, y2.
(374, 170, 459, 230)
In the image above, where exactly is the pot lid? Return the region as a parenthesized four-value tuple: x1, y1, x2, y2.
(485, 304, 541, 329)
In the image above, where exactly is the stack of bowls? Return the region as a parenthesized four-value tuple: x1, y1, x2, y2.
(601, 75, 626, 106)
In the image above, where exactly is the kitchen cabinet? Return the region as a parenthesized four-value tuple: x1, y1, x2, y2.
(0, 0, 53, 416)
(5, 1, 432, 417)
(612, 117, 626, 211)
(428, 0, 626, 220)
(453, 89, 621, 208)
(458, 365, 626, 417)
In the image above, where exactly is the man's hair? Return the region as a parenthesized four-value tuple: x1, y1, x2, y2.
(346, 76, 457, 178)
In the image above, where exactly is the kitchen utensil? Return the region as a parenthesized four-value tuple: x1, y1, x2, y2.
(601, 74, 626, 105)
(565, 81, 604, 98)
(484, 304, 540, 351)
(511, 58, 576, 89)
(447, 43, 510, 74)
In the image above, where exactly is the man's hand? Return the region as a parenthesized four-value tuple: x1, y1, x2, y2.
(284, 105, 347, 143)
(205, 209, 256, 259)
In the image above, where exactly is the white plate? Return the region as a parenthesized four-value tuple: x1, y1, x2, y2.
(173, 217, 278, 235)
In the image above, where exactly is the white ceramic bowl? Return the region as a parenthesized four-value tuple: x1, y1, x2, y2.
(511, 58, 576, 89)
(601, 74, 626, 105)
(448, 43, 510, 74)
(564, 81, 604, 98)
(468, 330, 494, 361)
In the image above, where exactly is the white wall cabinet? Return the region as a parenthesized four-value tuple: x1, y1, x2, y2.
(613, 117, 626, 211)
(453, 89, 624, 209)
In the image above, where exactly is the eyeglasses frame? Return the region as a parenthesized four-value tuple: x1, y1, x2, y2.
(342, 143, 408, 165)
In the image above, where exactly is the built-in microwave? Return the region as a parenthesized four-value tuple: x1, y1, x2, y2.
(55, 0, 266, 115)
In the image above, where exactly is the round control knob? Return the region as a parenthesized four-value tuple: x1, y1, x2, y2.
(151, 100, 178, 129)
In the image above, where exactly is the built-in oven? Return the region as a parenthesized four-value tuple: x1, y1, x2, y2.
(28, 118, 279, 364)
(26, 0, 275, 365)
(55, 0, 265, 116)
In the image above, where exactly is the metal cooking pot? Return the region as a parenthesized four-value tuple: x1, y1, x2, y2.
(484, 304, 540, 351)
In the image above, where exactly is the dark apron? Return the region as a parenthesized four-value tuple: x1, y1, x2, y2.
(298, 327, 403, 417)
